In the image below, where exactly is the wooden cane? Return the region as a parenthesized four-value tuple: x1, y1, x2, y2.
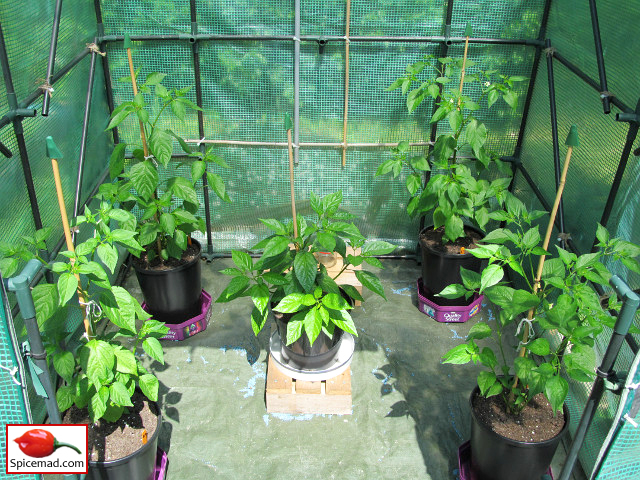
(124, 34, 149, 157)
(285, 114, 298, 239)
(46, 137, 94, 340)
(457, 23, 472, 108)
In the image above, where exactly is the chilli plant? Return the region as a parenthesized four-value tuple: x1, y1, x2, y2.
(377, 55, 526, 243)
(441, 193, 640, 414)
(0, 203, 169, 423)
(216, 191, 396, 345)
(105, 70, 230, 263)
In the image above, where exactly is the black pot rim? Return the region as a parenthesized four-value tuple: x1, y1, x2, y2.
(88, 402, 162, 468)
(469, 385, 570, 449)
(419, 226, 484, 260)
(133, 238, 201, 276)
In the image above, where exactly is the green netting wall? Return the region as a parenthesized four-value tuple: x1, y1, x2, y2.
(1, 1, 640, 478)
(515, 0, 640, 477)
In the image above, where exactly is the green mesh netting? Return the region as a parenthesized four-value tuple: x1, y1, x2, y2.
(1, 1, 640, 478)
(0, 280, 37, 480)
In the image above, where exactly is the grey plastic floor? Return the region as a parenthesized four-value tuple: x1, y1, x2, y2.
(122, 258, 585, 480)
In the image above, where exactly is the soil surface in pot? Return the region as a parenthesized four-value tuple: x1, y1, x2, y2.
(420, 226, 483, 255)
(133, 242, 200, 271)
(472, 391, 565, 443)
(63, 392, 159, 462)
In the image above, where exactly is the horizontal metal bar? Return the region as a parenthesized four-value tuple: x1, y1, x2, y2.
(553, 51, 633, 114)
(183, 138, 434, 149)
(99, 33, 542, 47)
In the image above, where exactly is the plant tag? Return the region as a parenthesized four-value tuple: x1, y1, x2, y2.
(142, 430, 148, 444)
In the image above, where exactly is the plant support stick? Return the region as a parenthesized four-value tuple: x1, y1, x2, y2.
(457, 23, 472, 108)
(47, 136, 94, 340)
(285, 114, 298, 238)
(510, 126, 579, 398)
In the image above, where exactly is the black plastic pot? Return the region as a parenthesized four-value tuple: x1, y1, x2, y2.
(88, 407, 161, 480)
(419, 226, 484, 306)
(274, 310, 344, 370)
(134, 239, 202, 323)
(469, 386, 570, 480)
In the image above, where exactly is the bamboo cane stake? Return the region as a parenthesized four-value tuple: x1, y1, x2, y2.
(124, 34, 149, 157)
(457, 23, 472, 108)
(341, 0, 351, 167)
(285, 114, 298, 238)
(47, 137, 94, 340)
(518, 127, 579, 355)
(508, 126, 579, 404)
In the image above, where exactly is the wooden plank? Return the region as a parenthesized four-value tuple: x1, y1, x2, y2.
(294, 379, 322, 394)
(325, 367, 351, 395)
(265, 355, 352, 415)
(266, 355, 292, 393)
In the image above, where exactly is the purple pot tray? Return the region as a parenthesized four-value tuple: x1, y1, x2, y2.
(457, 441, 554, 480)
(142, 289, 212, 341)
(417, 278, 483, 323)
(154, 447, 168, 480)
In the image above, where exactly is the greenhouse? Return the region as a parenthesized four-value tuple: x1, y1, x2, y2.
(1, 1, 640, 479)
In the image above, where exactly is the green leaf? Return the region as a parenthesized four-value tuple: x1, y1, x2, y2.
(355, 270, 386, 299)
(274, 293, 305, 313)
(89, 389, 107, 421)
(232, 250, 253, 271)
(285, 318, 304, 345)
(466, 119, 487, 152)
(260, 219, 288, 235)
(97, 243, 119, 274)
(169, 176, 199, 205)
(444, 215, 464, 243)
(322, 191, 343, 216)
(595, 223, 609, 244)
(460, 268, 481, 290)
(82, 340, 115, 388)
(192, 161, 207, 183)
(114, 349, 138, 375)
(56, 385, 75, 412)
(143, 337, 164, 364)
(262, 272, 290, 285)
(57, 273, 78, 306)
(138, 374, 159, 401)
(527, 338, 550, 356)
(362, 241, 396, 256)
(437, 283, 467, 299)
(503, 90, 518, 110)
(467, 323, 492, 340)
(303, 308, 323, 344)
(109, 382, 134, 407)
(447, 109, 463, 132)
(341, 285, 364, 303)
(316, 232, 336, 251)
(216, 275, 250, 302)
(144, 72, 167, 86)
(294, 251, 318, 292)
(522, 227, 541, 250)
(129, 160, 158, 202)
(148, 129, 173, 167)
(321, 293, 350, 310)
(32, 284, 60, 328)
(481, 228, 513, 245)
(206, 172, 229, 202)
(109, 143, 127, 179)
(442, 344, 472, 365)
(480, 264, 504, 293)
(430, 105, 448, 123)
(53, 351, 75, 383)
(545, 375, 568, 414)
(262, 236, 291, 259)
(478, 371, 497, 396)
(328, 308, 357, 336)
(250, 306, 269, 336)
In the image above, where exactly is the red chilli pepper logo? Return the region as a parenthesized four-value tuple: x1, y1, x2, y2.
(14, 429, 81, 458)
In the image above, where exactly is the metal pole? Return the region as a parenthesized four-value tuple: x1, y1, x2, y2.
(545, 39, 566, 249)
(73, 40, 98, 220)
(557, 276, 640, 480)
(0, 25, 47, 251)
(293, 0, 300, 164)
(97, 33, 544, 47)
(512, 0, 553, 158)
(4, 261, 62, 424)
(94, 0, 119, 145)
(42, 0, 64, 116)
(552, 51, 633, 114)
(591, 98, 640, 252)
(588, 0, 612, 114)
(189, 0, 214, 259)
